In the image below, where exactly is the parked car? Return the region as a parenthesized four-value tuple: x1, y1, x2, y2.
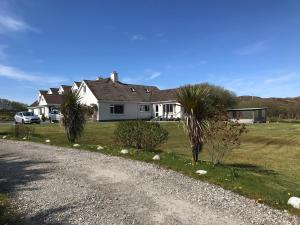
(49, 109, 61, 123)
(14, 112, 41, 124)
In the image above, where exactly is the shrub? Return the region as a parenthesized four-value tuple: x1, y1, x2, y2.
(10, 124, 35, 139)
(41, 114, 47, 122)
(205, 117, 246, 165)
(114, 121, 168, 150)
(61, 92, 87, 143)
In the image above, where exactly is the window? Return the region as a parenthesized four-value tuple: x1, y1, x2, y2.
(139, 104, 150, 112)
(145, 88, 150, 93)
(163, 104, 176, 114)
(83, 85, 86, 93)
(110, 104, 124, 114)
(130, 87, 136, 92)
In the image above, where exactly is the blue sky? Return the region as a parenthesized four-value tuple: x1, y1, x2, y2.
(0, 0, 300, 104)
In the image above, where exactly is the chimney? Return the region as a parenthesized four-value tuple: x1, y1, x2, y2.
(110, 71, 118, 82)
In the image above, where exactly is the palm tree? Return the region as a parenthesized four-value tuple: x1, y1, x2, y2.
(60, 92, 87, 143)
(177, 83, 236, 163)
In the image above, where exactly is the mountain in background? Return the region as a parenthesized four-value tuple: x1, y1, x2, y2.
(237, 96, 300, 119)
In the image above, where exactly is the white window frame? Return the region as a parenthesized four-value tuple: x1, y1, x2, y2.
(139, 104, 150, 112)
(110, 104, 124, 114)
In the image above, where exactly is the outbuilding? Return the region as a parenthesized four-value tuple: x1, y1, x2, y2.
(227, 107, 267, 124)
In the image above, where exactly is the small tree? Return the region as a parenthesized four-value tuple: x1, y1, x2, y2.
(177, 83, 237, 163)
(60, 92, 87, 143)
(205, 116, 246, 165)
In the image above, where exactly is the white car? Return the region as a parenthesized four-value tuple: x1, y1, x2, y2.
(49, 109, 61, 123)
(14, 112, 41, 124)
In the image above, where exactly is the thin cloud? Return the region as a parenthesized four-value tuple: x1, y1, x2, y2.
(0, 64, 67, 84)
(234, 41, 266, 56)
(264, 73, 296, 84)
(148, 72, 161, 80)
(0, 15, 38, 33)
(211, 71, 300, 97)
(131, 34, 145, 41)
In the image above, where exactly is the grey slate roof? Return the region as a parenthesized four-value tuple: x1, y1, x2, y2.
(150, 89, 178, 102)
(29, 100, 39, 107)
(49, 88, 59, 94)
(60, 85, 72, 93)
(84, 78, 161, 102)
(74, 82, 81, 87)
(39, 90, 48, 95)
(43, 94, 64, 105)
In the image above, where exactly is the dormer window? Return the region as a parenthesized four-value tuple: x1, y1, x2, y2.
(130, 87, 136, 92)
(145, 88, 150, 93)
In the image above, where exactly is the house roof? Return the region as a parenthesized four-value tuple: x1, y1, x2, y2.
(29, 100, 39, 107)
(74, 82, 81, 87)
(49, 88, 59, 94)
(39, 90, 48, 95)
(84, 78, 159, 102)
(60, 85, 72, 92)
(151, 89, 178, 102)
(43, 94, 64, 105)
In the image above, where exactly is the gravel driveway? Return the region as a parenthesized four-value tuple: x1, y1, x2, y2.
(0, 140, 298, 225)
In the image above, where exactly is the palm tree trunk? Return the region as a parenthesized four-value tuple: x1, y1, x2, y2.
(192, 143, 203, 163)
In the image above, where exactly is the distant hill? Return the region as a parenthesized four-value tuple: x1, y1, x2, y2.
(237, 96, 300, 119)
(0, 98, 27, 121)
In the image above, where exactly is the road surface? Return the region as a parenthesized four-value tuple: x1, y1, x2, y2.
(0, 140, 298, 225)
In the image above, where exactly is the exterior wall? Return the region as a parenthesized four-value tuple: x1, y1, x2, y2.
(71, 84, 79, 93)
(152, 102, 182, 119)
(98, 102, 152, 121)
(229, 118, 254, 124)
(77, 82, 98, 106)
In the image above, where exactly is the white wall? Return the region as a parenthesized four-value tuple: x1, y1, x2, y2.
(77, 82, 98, 106)
(98, 102, 152, 121)
(71, 83, 79, 93)
(152, 102, 182, 119)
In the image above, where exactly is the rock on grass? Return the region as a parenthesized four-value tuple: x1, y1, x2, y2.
(288, 197, 300, 209)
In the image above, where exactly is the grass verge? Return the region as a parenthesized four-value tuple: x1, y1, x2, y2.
(0, 122, 299, 217)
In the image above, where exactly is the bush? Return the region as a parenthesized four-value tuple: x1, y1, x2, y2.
(205, 117, 246, 165)
(41, 114, 47, 122)
(61, 92, 87, 143)
(114, 121, 168, 150)
(10, 124, 35, 139)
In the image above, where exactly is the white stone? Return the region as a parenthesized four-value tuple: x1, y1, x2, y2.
(287, 197, 300, 209)
(45, 139, 51, 143)
(73, 144, 80, 147)
(196, 170, 207, 175)
(23, 137, 27, 140)
(2, 136, 7, 139)
(152, 155, 160, 160)
(97, 145, 104, 150)
(120, 149, 129, 154)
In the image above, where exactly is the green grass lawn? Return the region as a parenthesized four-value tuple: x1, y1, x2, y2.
(0, 122, 299, 216)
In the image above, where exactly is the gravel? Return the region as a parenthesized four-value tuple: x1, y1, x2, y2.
(0, 140, 299, 225)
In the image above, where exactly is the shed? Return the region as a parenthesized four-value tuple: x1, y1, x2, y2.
(227, 107, 267, 124)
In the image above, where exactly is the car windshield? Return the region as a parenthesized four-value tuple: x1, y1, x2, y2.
(23, 112, 34, 116)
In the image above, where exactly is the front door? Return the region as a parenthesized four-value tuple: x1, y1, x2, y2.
(155, 105, 159, 117)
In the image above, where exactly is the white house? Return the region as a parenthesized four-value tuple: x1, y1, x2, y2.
(28, 71, 183, 121)
(76, 71, 183, 121)
(71, 82, 81, 93)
